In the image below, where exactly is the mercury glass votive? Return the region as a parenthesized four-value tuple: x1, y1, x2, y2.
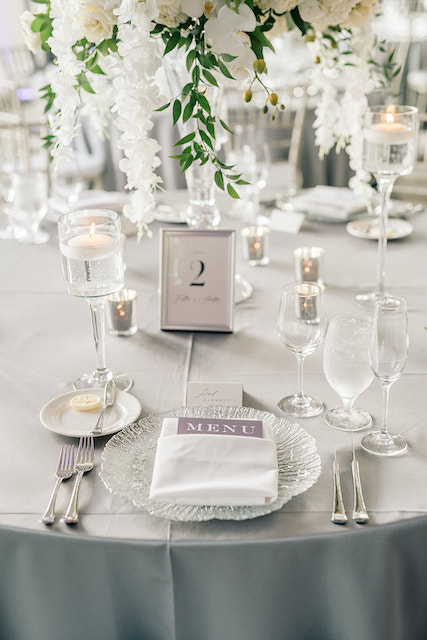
(106, 288, 138, 336)
(294, 246, 324, 288)
(241, 224, 270, 266)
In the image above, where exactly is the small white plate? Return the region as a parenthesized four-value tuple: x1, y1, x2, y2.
(346, 216, 413, 240)
(40, 388, 141, 438)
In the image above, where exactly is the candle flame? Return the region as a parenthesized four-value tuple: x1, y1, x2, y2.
(385, 112, 394, 125)
(385, 105, 396, 125)
(89, 223, 96, 239)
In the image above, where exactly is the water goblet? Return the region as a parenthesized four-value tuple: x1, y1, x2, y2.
(323, 314, 374, 431)
(361, 296, 408, 456)
(277, 282, 326, 418)
(9, 170, 49, 244)
(58, 209, 133, 391)
(358, 105, 418, 302)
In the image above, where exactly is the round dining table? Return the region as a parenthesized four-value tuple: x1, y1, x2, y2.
(1, 190, 427, 640)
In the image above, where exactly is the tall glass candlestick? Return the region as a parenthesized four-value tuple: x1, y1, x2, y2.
(359, 105, 418, 302)
(58, 209, 133, 391)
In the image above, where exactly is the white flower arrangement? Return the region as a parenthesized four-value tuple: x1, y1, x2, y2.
(23, 0, 391, 235)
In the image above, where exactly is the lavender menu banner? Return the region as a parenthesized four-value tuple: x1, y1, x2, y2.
(177, 417, 263, 438)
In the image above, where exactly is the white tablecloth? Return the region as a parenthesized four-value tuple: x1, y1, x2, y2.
(1, 192, 427, 639)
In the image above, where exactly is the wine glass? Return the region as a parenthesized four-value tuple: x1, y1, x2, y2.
(277, 282, 326, 418)
(9, 170, 49, 244)
(361, 296, 408, 456)
(358, 105, 418, 302)
(58, 209, 133, 391)
(323, 314, 374, 431)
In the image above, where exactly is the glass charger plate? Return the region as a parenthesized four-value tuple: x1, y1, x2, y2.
(100, 406, 321, 522)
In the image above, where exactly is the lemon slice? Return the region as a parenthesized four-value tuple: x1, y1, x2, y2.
(70, 394, 102, 411)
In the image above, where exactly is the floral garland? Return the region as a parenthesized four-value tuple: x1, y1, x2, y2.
(22, 0, 389, 235)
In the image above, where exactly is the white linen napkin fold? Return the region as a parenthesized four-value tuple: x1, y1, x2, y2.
(49, 189, 132, 215)
(290, 186, 365, 221)
(149, 417, 278, 506)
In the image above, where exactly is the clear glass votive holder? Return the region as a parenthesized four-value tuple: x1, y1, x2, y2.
(241, 224, 270, 266)
(106, 289, 138, 336)
(294, 246, 324, 288)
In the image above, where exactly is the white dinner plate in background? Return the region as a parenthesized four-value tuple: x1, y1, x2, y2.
(346, 216, 413, 240)
(40, 388, 141, 438)
(154, 203, 187, 224)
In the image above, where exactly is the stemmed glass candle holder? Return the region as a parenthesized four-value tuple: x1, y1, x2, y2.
(323, 315, 374, 431)
(360, 105, 418, 301)
(361, 296, 408, 456)
(277, 282, 326, 418)
(58, 209, 133, 391)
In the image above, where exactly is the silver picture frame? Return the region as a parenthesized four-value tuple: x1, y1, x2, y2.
(160, 229, 235, 332)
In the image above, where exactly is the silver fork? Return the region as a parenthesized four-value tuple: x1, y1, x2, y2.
(62, 436, 94, 524)
(41, 444, 75, 525)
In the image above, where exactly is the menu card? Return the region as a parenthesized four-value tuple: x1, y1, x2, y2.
(149, 416, 278, 506)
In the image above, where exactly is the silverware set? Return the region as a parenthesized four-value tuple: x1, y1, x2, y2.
(331, 432, 369, 526)
(41, 436, 94, 525)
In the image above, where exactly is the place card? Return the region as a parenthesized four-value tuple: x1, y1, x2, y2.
(270, 208, 305, 233)
(186, 381, 243, 407)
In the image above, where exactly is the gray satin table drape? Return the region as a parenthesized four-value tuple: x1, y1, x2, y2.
(1, 192, 427, 639)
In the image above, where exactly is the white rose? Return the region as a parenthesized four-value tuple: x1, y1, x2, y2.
(20, 11, 42, 54)
(341, 0, 377, 28)
(156, 0, 189, 28)
(299, 0, 359, 29)
(76, 2, 117, 44)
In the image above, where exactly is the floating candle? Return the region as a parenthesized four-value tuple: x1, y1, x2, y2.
(364, 111, 413, 144)
(60, 223, 119, 260)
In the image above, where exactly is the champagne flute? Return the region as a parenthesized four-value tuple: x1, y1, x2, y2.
(277, 282, 326, 418)
(323, 314, 374, 431)
(358, 105, 418, 302)
(361, 296, 408, 456)
(58, 209, 132, 391)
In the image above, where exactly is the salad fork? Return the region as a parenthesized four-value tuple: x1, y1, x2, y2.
(41, 444, 75, 525)
(62, 436, 94, 524)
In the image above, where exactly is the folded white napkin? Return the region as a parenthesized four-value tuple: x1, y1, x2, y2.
(49, 190, 132, 215)
(149, 416, 279, 506)
(290, 186, 365, 221)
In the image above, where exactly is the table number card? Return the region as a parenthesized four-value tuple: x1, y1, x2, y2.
(160, 229, 235, 332)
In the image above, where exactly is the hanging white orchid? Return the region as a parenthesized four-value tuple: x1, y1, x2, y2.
(24, 0, 388, 235)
